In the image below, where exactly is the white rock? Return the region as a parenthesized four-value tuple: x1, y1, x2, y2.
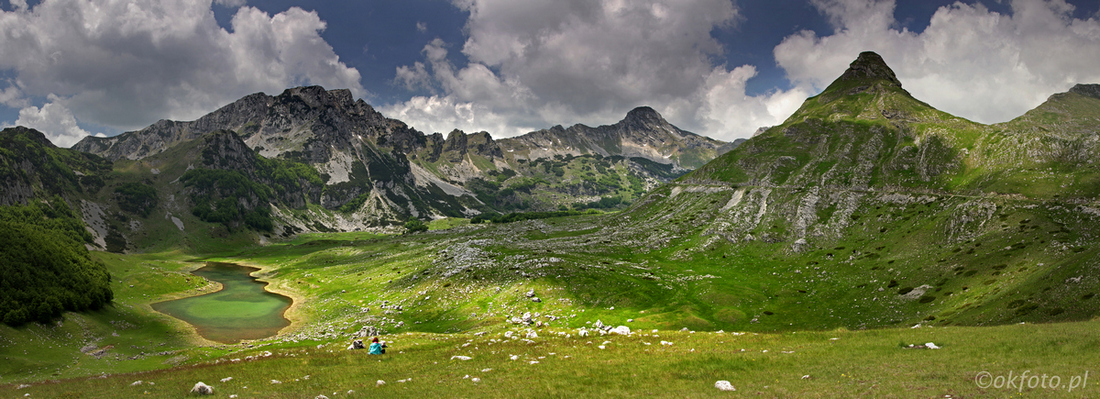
(270, 380, 282, 384)
(376, 380, 386, 386)
(451, 355, 473, 361)
(526, 331, 538, 339)
(925, 342, 940, 349)
(714, 380, 736, 391)
(130, 381, 143, 386)
(190, 382, 214, 395)
(316, 395, 329, 399)
(220, 377, 233, 383)
(610, 326, 631, 335)
(471, 377, 481, 383)
(510, 355, 519, 360)
(577, 329, 589, 337)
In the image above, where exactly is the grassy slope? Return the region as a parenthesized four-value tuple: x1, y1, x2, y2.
(9, 319, 1100, 398)
(2, 203, 1098, 389)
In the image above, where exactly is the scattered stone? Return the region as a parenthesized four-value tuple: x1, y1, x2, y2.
(316, 395, 329, 399)
(510, 355, 519, 360)
(190, 382, 214, 395)
(451, 355, 473, 361)
(376, 380, 386, 387)
(349, 339, 365, 350)
(471, 377, 481, 383)
(271, 380, 282, 384)
(577, 329, 589, 337)
(801, 375, 812, 380)
(925, 342, 941, 349)
(220, 377, 233, 383)
(130, 381, 143, 386)
(714, 380, 736, 391)
(531, 297, 541, 303)
(526, 331, 538, 339)
(525, 289, 535, 298)
(594, 320, 605, 329)
(610, 326, 631, 335)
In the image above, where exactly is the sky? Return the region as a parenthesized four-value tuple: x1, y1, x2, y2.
(1, 0, 1099, 148)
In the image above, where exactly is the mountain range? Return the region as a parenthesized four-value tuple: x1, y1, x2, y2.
(3, 50, 1100, 330)
(5, 88, 731, 251)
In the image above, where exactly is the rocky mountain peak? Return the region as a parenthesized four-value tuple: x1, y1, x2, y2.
(624, 106, 665, 125)
(1069, 83, 1100, 100)
(836, 51, 902, 89)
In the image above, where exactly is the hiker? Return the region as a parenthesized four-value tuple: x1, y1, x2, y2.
(368, 337, 386, 355)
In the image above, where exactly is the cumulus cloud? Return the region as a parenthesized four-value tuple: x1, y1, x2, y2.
(775, 0, 1100, 124)
(0, 0, 363, 146)
(383, 0, 803, 140)
(13, 96, 95, 148)
(0, 84, 28, 108)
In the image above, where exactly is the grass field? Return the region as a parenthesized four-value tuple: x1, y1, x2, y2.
(3, 203, 1100, 397)
(7, 320, 1100, 398)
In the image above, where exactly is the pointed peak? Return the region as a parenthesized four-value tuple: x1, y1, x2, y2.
(623, 106, 665, 124)
(836, 51, 902, 89)
(1069, 84, 1100, 100)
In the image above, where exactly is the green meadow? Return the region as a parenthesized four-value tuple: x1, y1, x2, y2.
(3, 207, 1100, 397)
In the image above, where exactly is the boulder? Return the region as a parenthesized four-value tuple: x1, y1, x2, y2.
(190, 382, 214, 395)
(714, 380, 735, 391)
(610, 326, 631, 335)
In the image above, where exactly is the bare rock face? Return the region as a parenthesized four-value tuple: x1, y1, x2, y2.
(1070, 83, 1100, 100)
(498, 106, 727, 169)
(837, 51, 903, 89)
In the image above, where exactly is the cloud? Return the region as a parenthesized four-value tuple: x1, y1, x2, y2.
(0, 84, 28, 108)
(383, 0, 804, 140)
(214, 0, 247, 7)
(0, 0, 363, 145)
(775, 0, 1100, 124)
(12, 96, 94, 148)
(416, 21, 428, 33)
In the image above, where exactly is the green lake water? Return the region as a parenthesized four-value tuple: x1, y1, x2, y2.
(152, 262, 291, 343)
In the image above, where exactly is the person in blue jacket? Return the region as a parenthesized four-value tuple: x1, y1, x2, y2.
(368, 337, 385, 355)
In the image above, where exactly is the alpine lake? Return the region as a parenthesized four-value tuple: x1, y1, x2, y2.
(151, 262, 291, 343)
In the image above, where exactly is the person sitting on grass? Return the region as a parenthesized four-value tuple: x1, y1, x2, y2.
(368, 337, 385, 355)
